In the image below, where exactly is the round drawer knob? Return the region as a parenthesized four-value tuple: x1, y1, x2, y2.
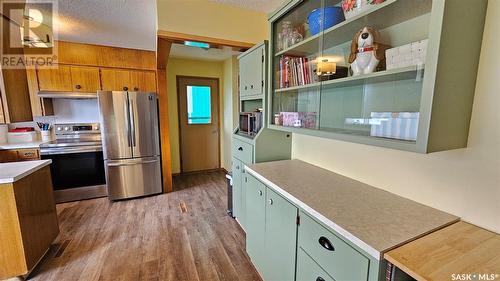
(268, 198, 273, 205)
(258, 190, 263, 196)
(75, 84, 81, 89)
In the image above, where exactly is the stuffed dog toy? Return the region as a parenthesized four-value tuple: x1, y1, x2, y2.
(348, 26, 388, 75)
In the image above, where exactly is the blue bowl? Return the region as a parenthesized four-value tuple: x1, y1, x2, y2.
(308, 7, 345, 36)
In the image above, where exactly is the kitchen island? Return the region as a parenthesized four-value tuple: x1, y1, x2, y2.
(0, 160, 59, 280)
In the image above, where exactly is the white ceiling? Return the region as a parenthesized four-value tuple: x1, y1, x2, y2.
(209, 0, 285, 13)
(169, 43, 241, 61)
(55, 0, 157, 51)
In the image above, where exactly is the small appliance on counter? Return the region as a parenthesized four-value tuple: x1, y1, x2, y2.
(98, 91, 162, 201)
(40, 123, 106, 203)
(237, 110, 263, 138)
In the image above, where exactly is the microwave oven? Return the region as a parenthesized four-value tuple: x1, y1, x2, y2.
(239, 111, 262, 136)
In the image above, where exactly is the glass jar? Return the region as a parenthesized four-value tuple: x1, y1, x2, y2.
(281, 21, 293, 49)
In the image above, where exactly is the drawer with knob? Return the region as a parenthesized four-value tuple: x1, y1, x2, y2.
(298, 212, 369, 281)
(232, 139, 253, 164)
(296, 248, 335, 281)
(17, 149, 40, 161)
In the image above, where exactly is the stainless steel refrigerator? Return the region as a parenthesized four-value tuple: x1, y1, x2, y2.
(97, 91, 162, 200)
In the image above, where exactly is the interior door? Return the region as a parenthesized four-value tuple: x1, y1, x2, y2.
(97, 91, 132, 159)
(178, 76, 220, 173)
(128, 92, 160, 158)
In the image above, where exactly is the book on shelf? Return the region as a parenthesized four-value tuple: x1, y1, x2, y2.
(278, 55, 318, 89)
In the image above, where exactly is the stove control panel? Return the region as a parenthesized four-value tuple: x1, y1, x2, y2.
(54, 123, 100, 135)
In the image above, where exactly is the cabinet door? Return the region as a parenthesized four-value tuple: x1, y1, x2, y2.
(240, 166, 247, 230)
(70, 66, 101, 92)
(37, 65, 73, 91)
(247, 46, 264, 96)
(232, 158, 242, 219)
(0, 150, 19, 163)
(239, 55, 249, 96)
(245, 174, 266, 276)
(264, 187, 298, 281)
(100, 68, 131, 91)
(130, 70, 156, 92)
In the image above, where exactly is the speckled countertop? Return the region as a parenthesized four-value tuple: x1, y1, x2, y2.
(246, 159, 459, 260)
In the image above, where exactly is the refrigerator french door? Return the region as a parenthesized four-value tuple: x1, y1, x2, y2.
(98, 91, 162, 200)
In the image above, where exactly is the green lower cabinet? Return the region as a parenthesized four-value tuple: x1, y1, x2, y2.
(296, 248, 335, 281)
(244, 174, 266, 276)
(245, 174, 299, 281)
(232, 158, 242, 220)
(263, 188, 298, 281)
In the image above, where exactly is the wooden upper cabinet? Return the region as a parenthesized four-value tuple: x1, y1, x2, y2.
(130, 70, 156, 92)
(37, 65, 73, 91)
(100, 68, 131, 91)
(101, 69, 156, 92)
(37, 65, 101, 92)
(69, 66, 100, 92)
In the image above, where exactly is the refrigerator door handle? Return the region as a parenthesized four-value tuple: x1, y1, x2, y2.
(107, 159, 158, 167)
(125, 95, 132, 147)
(129, 99, 136, 147)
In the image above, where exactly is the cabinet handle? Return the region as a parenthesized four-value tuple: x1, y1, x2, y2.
(75, 84, 81, 89)
(268, 198, 273, 205)
(238, 147, 243, 151)
(236, 165, 240, 170)
(134, 87, 139, 91)
(316, 277, 325, 281)
(245, 86, 247, 90)
(250, 85, 254, 89)
(123, 86, 129, 91)
(318, 236, 335, 251)
(258, 190, 263, 196)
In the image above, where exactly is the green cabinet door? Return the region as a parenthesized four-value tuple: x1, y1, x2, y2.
(240, 167, 247, 230)
(232, 158, 242, 220)
(244, 174, 266, 276)
(263, 188, 298, 281)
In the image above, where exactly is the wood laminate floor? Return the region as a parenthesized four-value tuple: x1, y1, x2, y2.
(27, 171, 261, 281)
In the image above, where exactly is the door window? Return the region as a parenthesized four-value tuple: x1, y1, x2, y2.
(186, 85, 211, 124)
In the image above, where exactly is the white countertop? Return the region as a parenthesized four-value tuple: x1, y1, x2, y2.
(0, 160, 52, 184)
(0, 141, 46, 150)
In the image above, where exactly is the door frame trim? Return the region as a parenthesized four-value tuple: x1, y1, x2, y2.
(176, 75, 221, 174)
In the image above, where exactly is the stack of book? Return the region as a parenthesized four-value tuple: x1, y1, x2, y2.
(278, 56, 317, 89)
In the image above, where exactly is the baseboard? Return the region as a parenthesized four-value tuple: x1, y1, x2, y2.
(174, 168, 227, 176)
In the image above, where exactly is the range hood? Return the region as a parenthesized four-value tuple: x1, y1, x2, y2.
(38, 91, 97, 99)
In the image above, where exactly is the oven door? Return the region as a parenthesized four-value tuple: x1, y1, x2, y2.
(41, 147, 106, 190)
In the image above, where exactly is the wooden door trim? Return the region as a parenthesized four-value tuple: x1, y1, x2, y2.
(176, 76, 221, 174)
(157, 30, 253, 51)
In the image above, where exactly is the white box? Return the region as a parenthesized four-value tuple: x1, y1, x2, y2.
(7, 131, 39, 143)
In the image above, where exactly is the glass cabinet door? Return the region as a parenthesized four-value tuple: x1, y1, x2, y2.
(270, 0, 432, 144)
(271, 0, 327, 130)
